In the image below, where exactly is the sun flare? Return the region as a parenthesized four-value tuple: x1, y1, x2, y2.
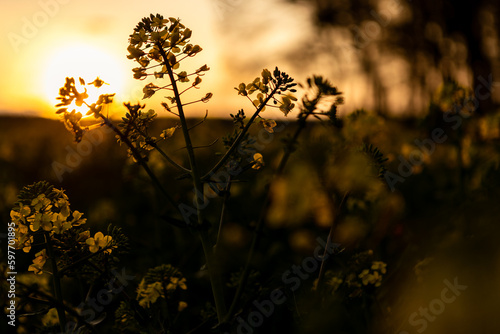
(42, 43, 127, 117)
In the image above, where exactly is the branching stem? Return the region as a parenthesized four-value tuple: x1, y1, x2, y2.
(202, 87, 279, 181)
(157, 42, 228, 323)
(44, 232, 67, 332)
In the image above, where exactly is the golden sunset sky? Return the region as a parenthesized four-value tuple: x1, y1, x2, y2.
(1, 0, 413, 119)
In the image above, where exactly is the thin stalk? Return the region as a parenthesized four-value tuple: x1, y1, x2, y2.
(127, 121, 191, 173)
(456, 127, 465, 197)
(98, 115, 179, 212)
(316, 191, 349, 290)
(156, 44, 227, 322)
(150, 141, 191, 173)
(213, 180, 231, 255)
(161, 281, 173, 328)
(202, 87, 279, 181)
(187, 110, 209, 131)
(223, 108, 313, 323)
(44, 232, 67, 332)
(17, 280, 98, 333)
(58, 244, 112, 276)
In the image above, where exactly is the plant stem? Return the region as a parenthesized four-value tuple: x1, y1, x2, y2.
(17, 280, 98, 333)
(58, 244, 111, 276)
(44, 232, 67, 332)
(150, 141, 191, 173)
(316, 191, 349, 290)
(202, 87, 279, 181)
(223, 107, 312, 323)
(128, 121, 191, 173)
(98, 115, 179, 212)
(157, 44, 227, 323)
(213, 180, 231, 256)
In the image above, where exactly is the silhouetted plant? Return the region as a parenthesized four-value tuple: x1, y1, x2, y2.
(9, 13, 394, 334)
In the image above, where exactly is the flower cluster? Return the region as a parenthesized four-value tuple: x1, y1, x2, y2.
(55, 77, 115, 142)
(136, 264, 188, 310)
(235, 67, 297, 115)
(127, 14, 212, 106)
(116, 103, 158, 161)
(358, 261, 387, 287)
(10, 189, 86, 253)
(86, 232, 113, 254)
(128, 14, 202, 74)
(433, 80, 475, 116)
(10, 182, 116, 275)
(316, 256, 387, 298)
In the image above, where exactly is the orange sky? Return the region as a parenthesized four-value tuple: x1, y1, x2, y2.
(0, 0, 414, 119)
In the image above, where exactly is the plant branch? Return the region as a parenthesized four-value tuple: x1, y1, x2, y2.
(98, 115, 179, 213)
(156, 43, 228, 323)
(223, 104, 314, 323)
(127, 122, 191, 173)
(58, 244, 113, 276)
(187, 110, 208, 131)
(17, 280, 98, 333)
(149, 141, 192, 173)
(316, 191, 349, 290)
(202, 87, 279, 181)
(44, 232, 67, 332)
(213, 179, 231, 256)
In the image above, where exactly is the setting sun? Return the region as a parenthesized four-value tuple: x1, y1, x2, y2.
(41, 43, 127, 116)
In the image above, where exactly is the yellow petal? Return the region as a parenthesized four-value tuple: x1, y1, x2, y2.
(178, 301, 188, 312)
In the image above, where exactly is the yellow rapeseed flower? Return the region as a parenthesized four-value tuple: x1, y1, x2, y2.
(28, 249, 48, 275)
(167, 277, 187, 291)
(252, 153, 265, 170)
(86, 232, 113, 253)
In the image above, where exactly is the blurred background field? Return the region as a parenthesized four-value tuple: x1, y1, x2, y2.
(1, 105, 500, 333)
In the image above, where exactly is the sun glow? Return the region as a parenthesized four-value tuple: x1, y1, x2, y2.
(42, 43, 127, 117)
